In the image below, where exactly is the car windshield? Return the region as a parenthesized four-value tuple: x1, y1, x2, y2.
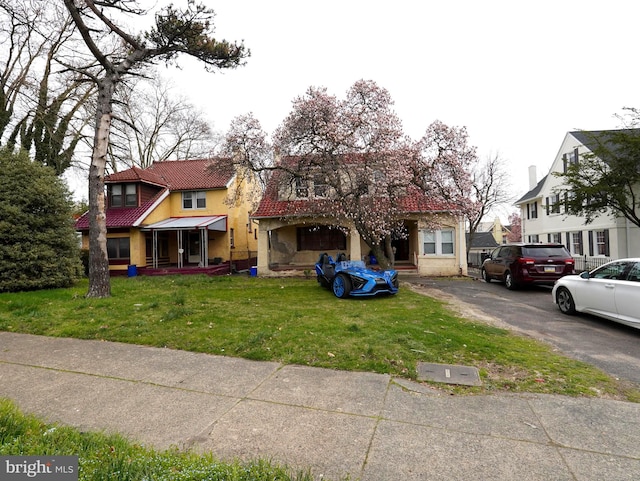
(522, 246, 569, 258)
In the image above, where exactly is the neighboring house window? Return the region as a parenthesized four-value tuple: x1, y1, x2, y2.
(107, 238, 130, 259)
(548, 233, 561, 243)
(297, 226, 346, 251)
(571, 232, 583, 255)
(527, 234, 539, 243)
(562, 149, 579, 172)
(527, 201, 538, 219)
(545, 194, 561, 214)
(182, 191, 206, 209)
(111, 184, 137, 207)
(422, 230, 454, 256)
(588, 230, 610, 256)
(596, 231, 607, 255)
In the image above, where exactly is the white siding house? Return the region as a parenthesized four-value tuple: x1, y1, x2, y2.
(515, 130, 640, 270)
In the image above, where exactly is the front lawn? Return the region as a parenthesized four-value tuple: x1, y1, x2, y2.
(0, 275, 637, 401)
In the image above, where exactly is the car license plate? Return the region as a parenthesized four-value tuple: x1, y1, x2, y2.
(544, 266, 556, 273)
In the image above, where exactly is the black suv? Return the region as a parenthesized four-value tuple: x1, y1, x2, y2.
(481, 243, 575, 289)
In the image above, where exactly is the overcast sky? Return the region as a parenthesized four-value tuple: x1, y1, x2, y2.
(72, 1, 639, 219)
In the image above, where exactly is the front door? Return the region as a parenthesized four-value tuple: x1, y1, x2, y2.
(187, 231, 201, 264)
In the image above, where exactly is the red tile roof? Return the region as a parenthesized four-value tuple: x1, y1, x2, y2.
(146, 158, 234, 190)
(75, 190, 167, 230)
(105, 158, 235, 190)
(76, 159, 235, 230)
(252, 158, 455, 219)
(106, 166, 166, 186)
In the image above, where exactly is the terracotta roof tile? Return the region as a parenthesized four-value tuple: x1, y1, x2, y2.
(147, 158, 234, 190)
(104, 158, 235, 191)
(75, 190, 167, 230)
(252, 158, 455, 218)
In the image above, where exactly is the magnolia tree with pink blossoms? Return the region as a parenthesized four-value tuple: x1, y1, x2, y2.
(226, 80, 481, 269)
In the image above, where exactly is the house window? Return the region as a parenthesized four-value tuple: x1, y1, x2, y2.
(527, 201, 538, 219)
(588, 230, 609, 256)
(546, 194, 561, 214)
(571, 232, 583, 255)
(562, 149, 579, 172)
(182, 191, 206, 209)
(295, 177, 308, 198)
(527, 234, 539, 243)
(297, 226, 346, 251)
(313, 174, 328, 197)
(422, 229, 455, 256)
(548, 232, 561, 243)
(106, 237, 130, 259)
(110, 184, 137, 207)
(596, 231, 607, 255)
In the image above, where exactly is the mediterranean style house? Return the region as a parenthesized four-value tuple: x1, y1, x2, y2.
(515, 130, 640, 270)
(75, 159, 259, 275)
(251, 156, 468, 277)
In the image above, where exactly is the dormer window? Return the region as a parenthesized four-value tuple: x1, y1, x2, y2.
(182, 191, 206, 209)
(110, 184, 137, 207)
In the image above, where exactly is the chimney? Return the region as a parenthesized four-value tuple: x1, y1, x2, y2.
(528, 165, 537, 190)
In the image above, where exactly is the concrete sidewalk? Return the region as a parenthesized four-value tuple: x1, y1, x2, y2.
(0, 332, 638, 480)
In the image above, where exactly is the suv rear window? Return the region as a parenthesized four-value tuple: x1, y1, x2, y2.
(522, 246, 570, 257)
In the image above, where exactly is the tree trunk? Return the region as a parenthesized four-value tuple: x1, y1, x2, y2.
(86, 80, 115, 298)
(384, 235, 395, 267)
(370, 243, 390, 270)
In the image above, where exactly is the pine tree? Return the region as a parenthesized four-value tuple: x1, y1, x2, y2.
(0, 148, 82, 292)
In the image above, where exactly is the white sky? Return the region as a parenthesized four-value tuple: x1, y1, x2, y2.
(70, 0, 640, 219)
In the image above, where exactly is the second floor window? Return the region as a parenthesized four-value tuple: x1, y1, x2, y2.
(111, 184, 137, 207)
(182, 191, 206, 209)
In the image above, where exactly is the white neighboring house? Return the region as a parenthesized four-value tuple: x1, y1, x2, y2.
(515, 130, 640, 271)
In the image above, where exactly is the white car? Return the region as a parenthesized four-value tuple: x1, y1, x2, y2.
(552, 258, 640, 329)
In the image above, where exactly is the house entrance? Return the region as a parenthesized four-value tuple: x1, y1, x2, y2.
(391, 236, 410, 261)
(187, 231, 201, 264)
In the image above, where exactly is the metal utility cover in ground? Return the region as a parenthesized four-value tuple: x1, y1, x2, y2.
(417, 362, 482, 386)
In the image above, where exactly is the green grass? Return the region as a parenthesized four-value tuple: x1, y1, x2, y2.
(0, 398, 317, 481)
(0, 275, 638, 401)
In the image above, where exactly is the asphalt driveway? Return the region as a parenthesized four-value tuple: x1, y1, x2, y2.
(404, 275, 640, 385)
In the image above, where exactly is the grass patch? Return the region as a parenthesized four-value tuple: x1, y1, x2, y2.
(0, 398, 318, 481)
(0, 275, 638, 401)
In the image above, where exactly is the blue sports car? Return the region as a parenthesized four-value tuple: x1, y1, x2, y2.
(315, 253, 399, 298)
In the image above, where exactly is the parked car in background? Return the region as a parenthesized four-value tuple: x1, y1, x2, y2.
(481, 243, 575, 290)
(552, 258, 640, 330)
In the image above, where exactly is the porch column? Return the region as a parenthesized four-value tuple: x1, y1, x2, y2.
(256, 226, 270, 275)
(349, 228, 362, 262)
(201, 228, 208, 267)
(152, 230, 158, 268)
(177, 231, 183, 268)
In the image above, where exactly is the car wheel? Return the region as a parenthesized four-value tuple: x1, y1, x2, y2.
(332, 273, 352, 298)
(556, 287, 576, 315)
(481, 268, 491, 283)
(504, 271, 518, 290)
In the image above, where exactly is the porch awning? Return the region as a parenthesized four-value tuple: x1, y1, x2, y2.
(142, 216, 227, 231)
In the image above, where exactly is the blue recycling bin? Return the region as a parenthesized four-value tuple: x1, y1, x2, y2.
(127, 265, 137, 277)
